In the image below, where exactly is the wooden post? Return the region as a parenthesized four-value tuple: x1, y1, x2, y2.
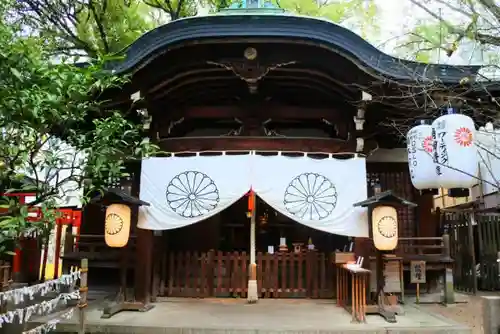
(468, 214, 478, 294)
(247, 191, 258, 303)
(53, 222, 63, 279)
(442, 233, 450, 259)
(78, 258, 88, 334)
(62, 227, 74, 275)
(135, 228, 154, 304)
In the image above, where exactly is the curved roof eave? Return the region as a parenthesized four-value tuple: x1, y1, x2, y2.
(108, 13, 481, 85)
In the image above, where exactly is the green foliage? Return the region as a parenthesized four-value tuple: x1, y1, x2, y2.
(397, 0, 500, 64)
(275, 0, 378, 29)
(144, 0, 199, 20)
(14, 0, 381, 57)
(76, 0, 161, 55)
(14, 0, 165, 57)
(0, 0, 158, 255)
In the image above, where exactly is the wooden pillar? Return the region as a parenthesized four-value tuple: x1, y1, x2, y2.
(354, 238, 371, 269)
(416, 192, 435, 237)
(135, 228, 154, 303)
(130, 156, 154, 303)
(247, 191, 258, 303)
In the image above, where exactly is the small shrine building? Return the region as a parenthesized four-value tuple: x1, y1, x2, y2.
(62, 2, 500, 309)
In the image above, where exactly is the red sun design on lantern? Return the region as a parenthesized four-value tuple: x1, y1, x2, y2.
(423, 136, 433, 153)
(454, 127, 473, 147)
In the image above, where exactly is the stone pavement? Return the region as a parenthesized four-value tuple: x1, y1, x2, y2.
(32, 298, 471, 334)
(419, 292, 500, 334)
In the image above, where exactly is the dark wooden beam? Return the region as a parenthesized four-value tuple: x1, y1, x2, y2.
(163, 106, 347, 120)
(158, 136, 376, 154)
(134, 228, 154, 303)
(133, 162, 153, 305)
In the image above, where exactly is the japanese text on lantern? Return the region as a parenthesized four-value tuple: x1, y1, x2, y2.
(432, 127, 440, 175)
(434, 120, 448, 176)
(407, 129, 418, 179)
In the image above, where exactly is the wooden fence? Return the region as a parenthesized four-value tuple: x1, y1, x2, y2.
(476, 213, 500, 291)
(445, 212, 477, 293)
(162, 251, 334, 298)
(0, 261, 11, 291)
(443, 211, 500, 294)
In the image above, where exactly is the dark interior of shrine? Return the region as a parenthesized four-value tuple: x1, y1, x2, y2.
(167, 195, 349, 254)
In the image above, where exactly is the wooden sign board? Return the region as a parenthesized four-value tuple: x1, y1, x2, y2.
(410, 261, 426, 284)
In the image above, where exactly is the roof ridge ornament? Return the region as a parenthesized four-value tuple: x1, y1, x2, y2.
(218, 0, 285, 14)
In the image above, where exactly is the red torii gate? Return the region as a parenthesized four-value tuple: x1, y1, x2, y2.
(1, 193, 82, 280)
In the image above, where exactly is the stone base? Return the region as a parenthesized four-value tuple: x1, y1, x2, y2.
(247, 280, 258, 304)
(101, 301, 154, 319)
(482, 296, 500, 334)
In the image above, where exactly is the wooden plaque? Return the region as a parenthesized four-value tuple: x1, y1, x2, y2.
(410, 261, 426, 284)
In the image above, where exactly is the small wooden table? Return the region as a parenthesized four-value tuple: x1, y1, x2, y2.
(336, 264, 370, 323)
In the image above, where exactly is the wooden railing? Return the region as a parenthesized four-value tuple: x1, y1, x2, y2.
(162, 251, 334, 299)
(398, 234, 452, 271)
(399, 234, 450, 257)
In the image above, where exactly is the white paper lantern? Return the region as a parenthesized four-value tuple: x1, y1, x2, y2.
(105, 204, 131, 248)
(407, 120, 439, 190)
(372, 205, 398, 251)
(432, 110, 478, 189)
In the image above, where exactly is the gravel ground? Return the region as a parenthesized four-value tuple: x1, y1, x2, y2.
(419, 294, 487, 334)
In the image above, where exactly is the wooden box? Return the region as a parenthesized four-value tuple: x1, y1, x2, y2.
(334, 252, 355, 264)
(369, 257, 402, 293)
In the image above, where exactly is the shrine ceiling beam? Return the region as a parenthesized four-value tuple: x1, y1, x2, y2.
(147, 67, 356, 98)
(149, 74, 355, 102)
(157, 136, 378, 154)
(168, 106, 346, 120)
(162, 83, 343, 105)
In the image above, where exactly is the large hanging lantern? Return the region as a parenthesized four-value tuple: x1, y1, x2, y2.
(432, 108, 478, 196)
(371, 205, 398, 251)
(407, 120, 439, 193)
(105, 204, 131, 248)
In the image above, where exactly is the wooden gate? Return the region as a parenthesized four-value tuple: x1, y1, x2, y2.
(443, 212, 477, 294)
(161, 251, 334, 298)
(476, 213, 500, 291)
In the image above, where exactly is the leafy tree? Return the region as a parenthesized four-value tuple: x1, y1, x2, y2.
(275, 0, 379, 39)
(0, 0, 158, 257)
(373, 0, 500, 198)
(397, 0, 500, 66)
(15, 0, 164, 57)
(144, 0, 198, 20)
(15, 0, 381, 57)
